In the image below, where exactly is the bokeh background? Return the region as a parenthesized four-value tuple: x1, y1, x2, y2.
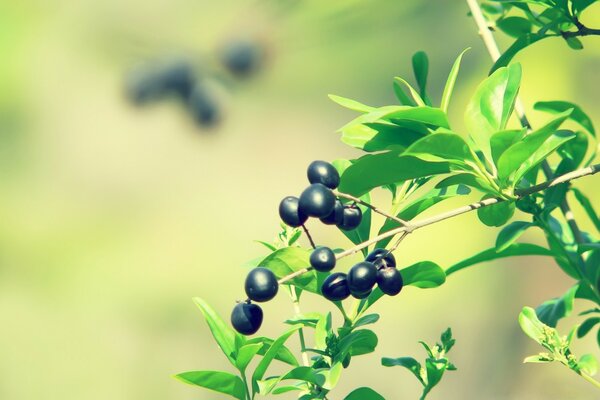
(1, 1, 600, 399)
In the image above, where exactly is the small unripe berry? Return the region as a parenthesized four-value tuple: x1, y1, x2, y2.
(279, 196, 308, 227)
(321, 272, 351, 301)
(245, 267, 278, 302)
(320, 199, 344, 225)
(365, 248, 396, 269)
(307, 160, 340, 189)
(299, 183, 335, 218)
(231, 302, 263, 335)
(347, 261, 377, 294)
(377, 267, 403, 296)
(338, 205, 362, 231)
(310, 247, 336, 272)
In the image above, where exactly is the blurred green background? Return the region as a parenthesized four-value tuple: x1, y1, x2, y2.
(1, 1, 599, 399)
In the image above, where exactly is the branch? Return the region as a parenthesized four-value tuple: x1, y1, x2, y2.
(334, 190, 409, 226)
(276, 164, 599, 285)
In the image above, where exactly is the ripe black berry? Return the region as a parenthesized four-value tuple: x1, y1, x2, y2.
(307, 160, 340, 189)
(321, 272, 351, 301)
(220, 40, 263, 77)
(338, 205, 362, 231)
(365, 248, 396, 269)
(320, 199, 344, 225)
(347, 261, 377, 294)
(310, 247, 336, 272)
(188, 82, 220, 126)
(279, 196, 308, 227)
(245, 267, 278, 302)
(299, 183, 335, 218)
(160, 60, 195, 100)
(350, 288, 372, 299)
(231, 302, 263, 335)
(377, 267, 403, 296)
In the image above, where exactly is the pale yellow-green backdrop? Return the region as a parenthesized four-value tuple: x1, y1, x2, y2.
(1, 1, 599, 399)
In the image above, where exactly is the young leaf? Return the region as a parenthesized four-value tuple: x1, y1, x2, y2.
(578, 354, 598, 376)
(252, 326, 301, 392)
(465, 63, 522, 163)
(393, 79, 417, 106)
(329, 94, 375, 113)
(519, 306, 546, 345)
(260, 247, 316, 293)
(436, 173, 490, 193)
(235, 343, 263, 373)
(400, 261, 446, 288)
(340, 121, 427, 153)
(534, 100, 595, 137)
(412, 51, 432, 105)
(535, 285, 578, 327)
(497, 16, 532, 37)
(477, 198, 515, 227)
(381, 357, 425, 384)
(353, 313, 380, 329)
(193, 298, 241, 366)
(577, 317, 600, 338)
(338, 329, 379, 357)
(490, 128, 527, 165)
(175, 371, 246, 400)
(404, 131, 479, 168)
(441, 48, 470, 113)
(446, 243, 553, 276)
(244, 336, 299, 367)
(393, 77, 426, 106)
(495, 221, 535, 252)
(490, 33, 547, 73)
(344, 387, 386, 400)
(571, 188, 600, 233)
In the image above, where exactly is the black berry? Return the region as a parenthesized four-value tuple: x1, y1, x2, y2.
(188, 82, 220, 126)
(347, 261, 377, 294)
(320, 199, 344, 225)
(365, 248, 396, 269)
(377, 267, 403, 296)
(245, 267, 278, 302)
(160, 60, 195, 99)
(279, 196, 309, 227)
(350, 288, 372, 299)
(307, 160, 340, 189)
(338, 205, 362, 231)
(231, 302, 263, 335)
(299, 183, 335, 218)
(310, 247, 336, 272)
(321, 272, 351, 301)
(220, 40, 263, 77)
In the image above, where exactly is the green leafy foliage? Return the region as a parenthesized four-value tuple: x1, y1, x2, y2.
(382, 328, 457, 399)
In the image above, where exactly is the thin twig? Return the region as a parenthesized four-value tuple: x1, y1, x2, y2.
(334, 190, 410, 227)
(276, 164, 599, 285)
(302, 224, 317, 249)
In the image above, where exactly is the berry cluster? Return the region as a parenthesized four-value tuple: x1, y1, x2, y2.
(278, 160, 362, 230)
(231, 161, 402, 336)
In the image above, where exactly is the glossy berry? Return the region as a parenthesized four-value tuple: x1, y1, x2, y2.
(299, 183, 335, 218)
(321, 272, 351, 301)
(307, 160, 340, 189)
(350, 288, 372, 299)
(245, 267, 278, 302)
(365, 248, 396, 269)
(279, 196, 308, 227)
(231, 302, 263, 335)
(338, 205, 362, 231)
(310, 247, 336, 272)
(220, 40, 263, 77)
(188, 82, 220, 126)
(347, 261, 377, 294)
(320, 199, 344, 225)
(160, 60, 195, 99)
(377, 267, 403, 296)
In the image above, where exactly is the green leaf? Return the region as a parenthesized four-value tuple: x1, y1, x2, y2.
(175, 371, 246, 400)
(193, 298, 241, 366)
(490, 128, 527, 165)
(535, 285, 578, 327)
(465, 63, 522, 163)
(353, 313, 380, 329)
(259, 247, 316, 293)
(381, 357, 425, 384)
(497, 16, 532, 37)
(534, 101, 595, 137)
(252, 326, 301, 393)
(344, 387, 386, 400)
(565, 36, 584, 50)
(578, 354, 598, 376)
(446, 243, 553, 276)
(490, 33, 547, 73)
(338, 329, 379, 357)
(519, 306, 546, 345)
(497, 110, 572, 185)
(577, 317, 600, 338)
(477, 198, 515, 227)
(412, 51, 431, 105)
(340, 121, 427, 153)
(382, 106, 450, 128)
(394, 79, 417, 106)
(436, 173, 490, 193)
(338, 151, 450, 197)
(496, 221, 535, 252)
(393, 77, 426, 107)
(245, 336, 299, 367)
(400, 261, 446, 288)
(404, 131, 479, 168)
(235, 343, 263, 373)
(572, 0, 596, 15)
(441, 48, 470, 113)
(572, 188, 600, 233)
(329, 94, 375, 113)
(523, 355, 553, 364)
